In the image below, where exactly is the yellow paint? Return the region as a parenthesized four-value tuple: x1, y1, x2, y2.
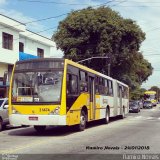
(66, 93, 102, 126)
(66, 93, 89, 125)
(12, 105, 59, 115)
(60, 60, 67, 115)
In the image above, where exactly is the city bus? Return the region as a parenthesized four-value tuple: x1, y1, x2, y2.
(9, 58, 129, 132)
(144, 90, 157, 106)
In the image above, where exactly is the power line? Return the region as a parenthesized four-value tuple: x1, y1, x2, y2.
(144, 54, 160, 56)
(110, 0, 128, 7)
(17, 0, 91, 5)
(17, 0, 121, 6)
(0, 26, 57, 46)
(0, 13, 67, 30)
(0, 0, 119, 31)
(17, 0, 120, 7)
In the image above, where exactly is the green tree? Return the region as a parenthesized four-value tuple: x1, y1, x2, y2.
(130, 87, 146, 100)
(53, 6, 153, 88)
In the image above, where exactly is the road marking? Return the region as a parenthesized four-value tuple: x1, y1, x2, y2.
(135, 116, 142, 119)
(127, 116, 160, 121)
(146, 117, 154, 120)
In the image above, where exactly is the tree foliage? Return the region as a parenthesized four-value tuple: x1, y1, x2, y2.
(53, 6, 153, 89)
(130, 87, 146, 100)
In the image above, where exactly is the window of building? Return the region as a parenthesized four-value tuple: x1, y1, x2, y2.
(19, 42, 24, 52)
(2, 32, 13, 50)
(37, 48, 44, 58)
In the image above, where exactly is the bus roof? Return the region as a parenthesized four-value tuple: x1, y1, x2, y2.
(65, 59, 128, 88)
(144, 91, 156, 94)
(15, 58, 128, 88)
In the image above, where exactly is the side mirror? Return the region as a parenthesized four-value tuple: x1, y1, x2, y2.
(3, 105, 8, 109)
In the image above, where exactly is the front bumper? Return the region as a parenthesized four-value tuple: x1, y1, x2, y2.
(9, 114, 67, 126)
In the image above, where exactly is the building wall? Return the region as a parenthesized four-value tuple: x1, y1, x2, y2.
(0, 14, 61, 98)
(19, 36, 51, 57)
(0, 63, 8, 77)
(0, 24, 19, 64)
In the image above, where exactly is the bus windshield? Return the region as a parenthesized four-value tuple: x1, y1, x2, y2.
(144, 94, 156, 100)
(12, 71, 63, 103)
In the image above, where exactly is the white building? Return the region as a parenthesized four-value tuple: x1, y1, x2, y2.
(0, 14, 62, 97)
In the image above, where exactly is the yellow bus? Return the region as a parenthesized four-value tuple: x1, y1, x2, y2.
(9, 58, 129, 132)
(144, 90, 157, 106)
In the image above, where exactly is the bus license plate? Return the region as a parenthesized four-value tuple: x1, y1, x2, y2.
(29, 117, 38, 121)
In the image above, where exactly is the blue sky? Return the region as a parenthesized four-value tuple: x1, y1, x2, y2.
(0, 0, 160, 89)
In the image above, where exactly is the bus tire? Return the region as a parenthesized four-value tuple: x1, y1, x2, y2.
(34, 125, 46, 132)
(102, 108, 109, 124)
(76, 110, 86, 131)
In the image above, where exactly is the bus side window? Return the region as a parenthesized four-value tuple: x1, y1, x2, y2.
(67, 74, 78, 95)
(108, 80, 113, 96)
(104, 79, 108, 95)
(95, 77, 99, 94)
(98, 77, 102, 94)
(79, 71, 88, 92)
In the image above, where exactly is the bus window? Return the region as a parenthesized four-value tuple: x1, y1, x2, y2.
(12, 71, 63, 102)
(95, 77, 99, 94)
(98, 77, 103, 94)
(67, 74, 78, 95)
(79, 71, 88, 92)
(104, 79, 108, 95)
(108, 80, 113, 96)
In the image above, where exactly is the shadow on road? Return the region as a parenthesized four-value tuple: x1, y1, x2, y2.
(7, 116, 123, 137)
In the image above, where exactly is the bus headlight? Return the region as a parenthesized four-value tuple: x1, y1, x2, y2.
(12, 107, 19, 114)
(50, 106, 60, 115)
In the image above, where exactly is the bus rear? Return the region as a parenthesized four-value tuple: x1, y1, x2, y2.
(144, 91, 157, 106)
(9, 58, 66, 131)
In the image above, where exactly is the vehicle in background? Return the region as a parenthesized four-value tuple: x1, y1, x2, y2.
(129, 101, 140, 113)
(137, 100, 143, 109)
(0, 98, 9, 131)
(143, 100, 153, 109)
(144, 91, 157, 106)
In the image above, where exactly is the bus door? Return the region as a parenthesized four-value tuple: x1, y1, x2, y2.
(89, 76, 96, 120)
(119, 86, 123, 114)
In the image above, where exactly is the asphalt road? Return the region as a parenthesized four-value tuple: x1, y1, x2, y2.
(0, 105, 160, 156)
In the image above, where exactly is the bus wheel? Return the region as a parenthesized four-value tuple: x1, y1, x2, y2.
(102, 108, 109, 124)
(76, 110, 86, 131)
(34, 125, 46, 132)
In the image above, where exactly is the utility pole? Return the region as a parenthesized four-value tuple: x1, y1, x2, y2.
(108, 63, 111, 77)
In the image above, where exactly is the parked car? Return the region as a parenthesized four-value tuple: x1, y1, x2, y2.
(0, 98, 9, 131)
(129, 101, 140, 113)
(143, 100, 153, 109)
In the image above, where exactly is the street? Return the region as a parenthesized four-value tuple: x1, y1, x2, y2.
(0, 104, 160, 155)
